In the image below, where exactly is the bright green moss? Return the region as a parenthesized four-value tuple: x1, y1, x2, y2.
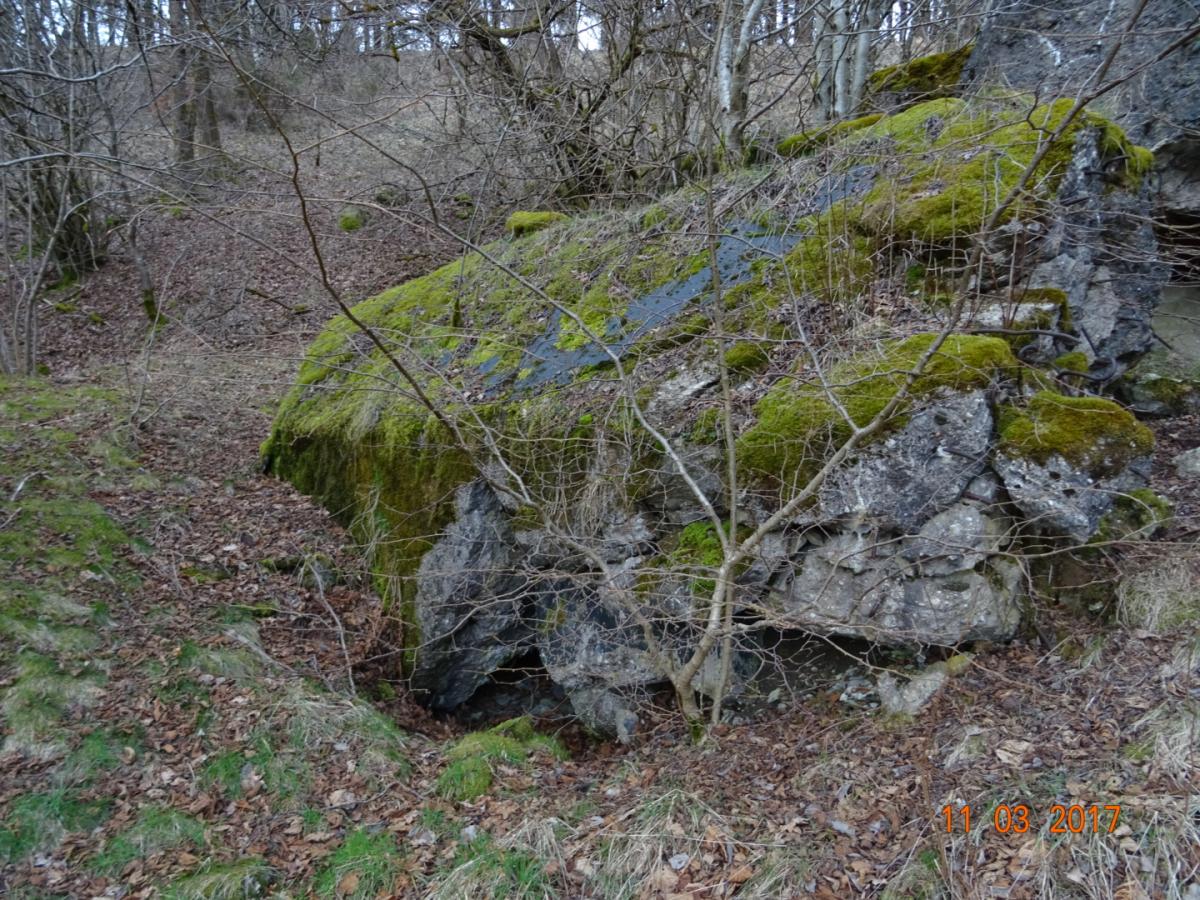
(737, 333, 1017, 484)
(837, 97, 1151, 248)
(865, 44, 974, 101)
(857, 97, 1083, 243)
(1090, 115, 1156, 186)
(1053, 351, 1089, 374)
(435, 717, 566, 801)
(998, 391, 1153, 477)
(670, 521, 725, 595)
(776, 113, 884, 158)
(338, 206, 366, 232)
(724, 341, 770, 375)
(641, 206, 669, 229)
(505, 210, 568, 236)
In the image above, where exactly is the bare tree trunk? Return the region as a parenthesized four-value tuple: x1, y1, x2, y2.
(195, 51, 222, 158)
(813, 1, 834, 121)
(714, 0, 767, 160)
(831, 0, 850, 117)
(848, 0, 885, 111)
(170, 0, 195, 166)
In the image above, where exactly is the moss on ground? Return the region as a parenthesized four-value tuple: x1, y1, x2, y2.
(998, 391, 1153, 477)
(506, 210, 568, 236)
(338, 206, 366, 232)
(724, 341, 770, 375)
(737, 333, 1017, 485)
(436, 717, 567, 801)
(776, 113, 884, 158)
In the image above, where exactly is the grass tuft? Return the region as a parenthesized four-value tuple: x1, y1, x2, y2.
(92, 805, 206, 875)
(0, 788, 111, 863)
(1117, 552, 1200, 634)
(431, 819, 562, 899)
(314, 828, 402, 898)
(436, 717, 567, 801)
(1, 651, 106, 758)
(163, 858, 274, 899)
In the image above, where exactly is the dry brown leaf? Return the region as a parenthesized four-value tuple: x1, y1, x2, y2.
(336, 871, 360, 895)
(995, 739, 1033, 766)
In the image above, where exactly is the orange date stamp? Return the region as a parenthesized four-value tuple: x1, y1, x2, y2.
(941, 803, 1122, 834)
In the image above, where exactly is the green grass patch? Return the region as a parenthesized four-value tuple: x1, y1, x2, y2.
(436, 717, 567, 801)
(200, 733, 310, 803)
(163, 858, 274, 899)
(0, 788, 112, 863)
(314, 828, 402, 898)
(92, 806, 206, 875)
(1, 651, 107, 757)
(440, 834, 552, 899)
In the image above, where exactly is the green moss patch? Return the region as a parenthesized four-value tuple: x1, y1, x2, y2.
(436, 717, 567, 801)
(1095, 489, 1173, 543)
(776, 113, 884, 158)
(724, 341, 770, 375)
(338, 206, 367, 232)
(866, 44, 974, 102)
(857, 97, 1072, 243)
(1053, 351, 1089, 374)
(998, 391, 1153, 477)
(506, 210, 568, 236)
(655, 520, 752, 596)
(842, 96, 1154, 246)
(738, 333, 1017, 485)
